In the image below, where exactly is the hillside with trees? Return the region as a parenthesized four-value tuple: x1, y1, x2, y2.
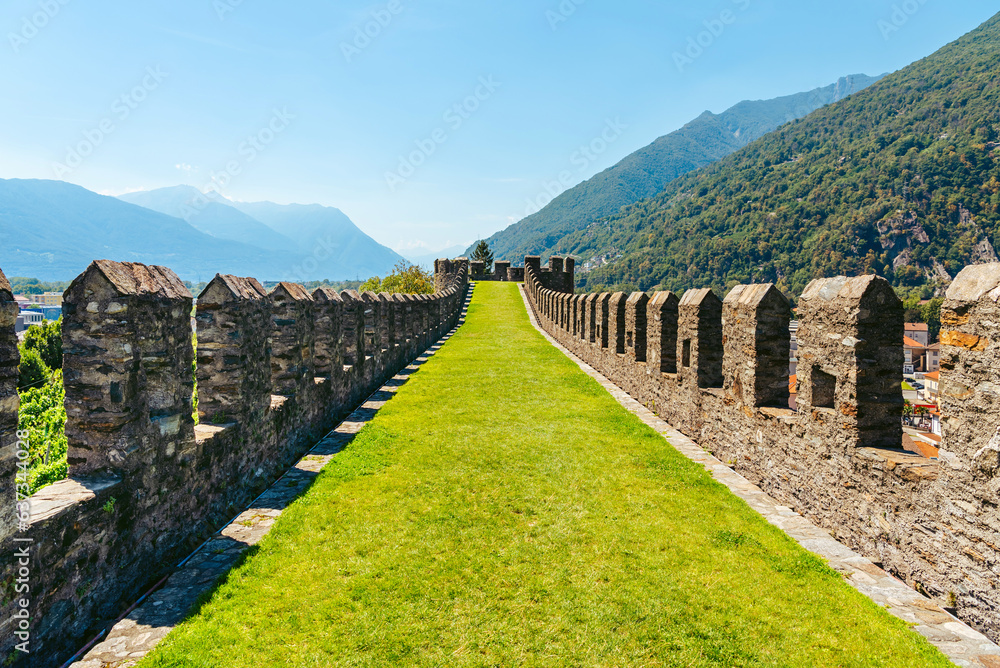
(558, 13, 1000, 300)
(474, 74, 884, 262)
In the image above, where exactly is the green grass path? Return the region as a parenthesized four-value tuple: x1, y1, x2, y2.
(142, 282, 949, 667)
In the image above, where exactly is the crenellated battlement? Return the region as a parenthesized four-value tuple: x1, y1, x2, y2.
(0, 258, 468, 666)
(524, 257, 1000, 642)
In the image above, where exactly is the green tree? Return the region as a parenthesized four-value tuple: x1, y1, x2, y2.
(18, 346, 50, 391)
(360, 261, 435, 295)
(921, 298, 944, 340)
(8, 277, 69, 296)
(22, 317, 62, 369)
(471, 240, 494, 273)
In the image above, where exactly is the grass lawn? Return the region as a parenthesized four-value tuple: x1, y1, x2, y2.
(141, 282, 949, 668)
(903, 381, 916, 391)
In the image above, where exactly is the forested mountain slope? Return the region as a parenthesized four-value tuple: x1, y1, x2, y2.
(476, 74, 883, 262)
(565, 13, 1000, 298)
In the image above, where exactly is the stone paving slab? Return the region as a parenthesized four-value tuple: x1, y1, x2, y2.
(518, 285, 1000, 668)
(67, 290, 473, 668)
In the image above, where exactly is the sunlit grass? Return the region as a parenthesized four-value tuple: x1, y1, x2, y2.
(141, 282, 949, 668)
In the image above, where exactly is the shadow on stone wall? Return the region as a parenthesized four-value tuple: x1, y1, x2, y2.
(0, 258, 469, 666)
(525, 257, 1000, 644)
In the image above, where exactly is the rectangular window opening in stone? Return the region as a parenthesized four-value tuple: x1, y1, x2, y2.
(812, 368, 836, 409)
(682, 339, 691, 368)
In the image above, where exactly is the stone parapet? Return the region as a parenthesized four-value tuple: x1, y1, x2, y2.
(2, 258, 468, 666)
(521, 256, 1000, 644)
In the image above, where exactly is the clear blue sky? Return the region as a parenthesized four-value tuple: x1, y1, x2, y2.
(0, 1, 995, 255)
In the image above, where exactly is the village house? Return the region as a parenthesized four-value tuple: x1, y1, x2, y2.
(904, 335, 923, 374)
(905, 322, 929, 346)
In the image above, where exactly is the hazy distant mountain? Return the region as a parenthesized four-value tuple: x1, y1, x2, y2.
(0, 179, 404, 283)
(230, 201, 405, 281)
(115, 186, 405, 281)
(119, 186, 300, 253)
(405, 245, 467, 269)
(0, 179, 299, 282)
(474, 73, 886, 261)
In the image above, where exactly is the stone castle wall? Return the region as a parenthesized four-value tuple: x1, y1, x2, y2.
(524, 257, 1000, 643)
(447, 256, 569, 285)
(0, 258, 468, 666)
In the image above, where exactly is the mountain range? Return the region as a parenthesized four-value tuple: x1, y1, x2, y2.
(120, 186, 404, 282)
(565, 11, 1000, 298)
(472, 73, 886, 262)
(0, 180, 403, 282)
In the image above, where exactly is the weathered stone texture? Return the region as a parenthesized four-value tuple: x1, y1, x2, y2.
(596, 293, 610, 348)
(607, 293, 627, 355)
(678, 288, 723, 390)
(625, 292, 649, 363)
(940, 263, 1000, 469)
(377, 293, 393, 352)
(935, 262, 1000, 637)
(722, 284, 790, 409)
(63, 261, 195, 474)
(401, 295, 418, 344)
(521, 255, 573, 294)
(360, 292, 380, 357)
(312, 287, 344, 378)
(797, 275, 902, 449)
(583, 293, 598, 344)
(196, 275, 271, 425)
(340, 290, 363, 368)
(0, 269, 19, 542)
(648, 291, 679, 374)
(391, 294, 408, 346)
(269, 282, 315, 396)
(434, 258, 470, 292)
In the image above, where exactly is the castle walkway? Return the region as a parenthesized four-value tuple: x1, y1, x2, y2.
(129, 282, 950, 667)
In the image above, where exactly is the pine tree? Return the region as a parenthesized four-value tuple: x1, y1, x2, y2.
(471, 240, 494, 273)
